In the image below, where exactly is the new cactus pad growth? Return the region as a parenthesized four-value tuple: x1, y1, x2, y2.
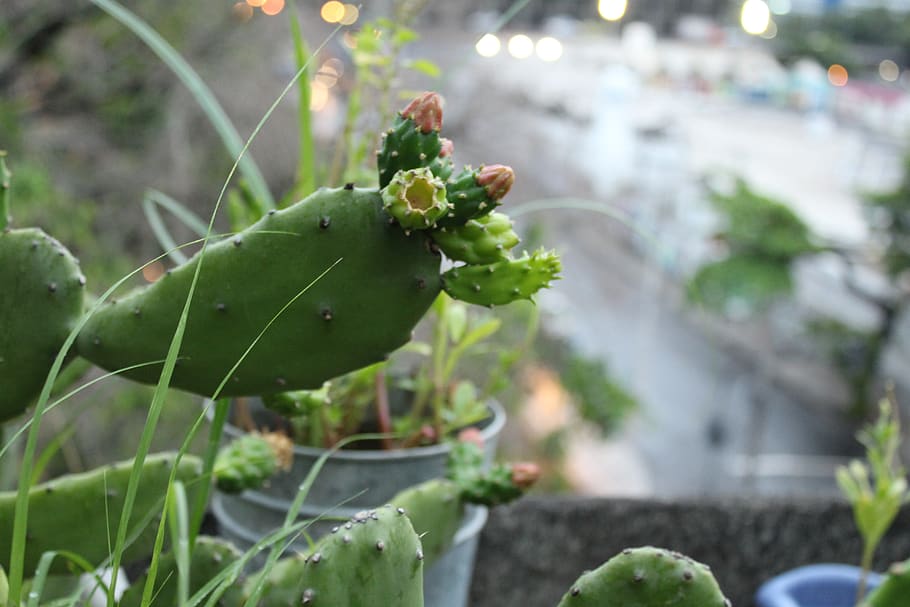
(556, 546, 730, 607)
(436, 165, 515, 228)
(214, 431, 293, 494)
(249, 505, 424, 607)
(76, 186, 442, 397)
(378, 92, 443, 189)
(0, 453, 202, 574)
(430, 212, 520, 264)
(0, 156, 86, 421)
(441, 249, 562, 306)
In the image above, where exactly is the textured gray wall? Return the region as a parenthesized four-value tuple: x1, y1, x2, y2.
(469, 497, 910, 607)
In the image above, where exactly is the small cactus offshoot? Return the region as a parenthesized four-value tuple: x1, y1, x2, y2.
(431, 212, 520, 264)
(436, 165, 515, 228)
(378, 92, 444, 188)
(441, 248, 562, 306)
(214, 431, 293, 494)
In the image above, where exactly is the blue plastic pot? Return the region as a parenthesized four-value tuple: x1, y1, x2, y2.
(755, 564, 884, 607)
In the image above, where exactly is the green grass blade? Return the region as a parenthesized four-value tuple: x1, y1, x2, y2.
(26, 551, 108, 607)
(89, 0, 275, 209)
(187, 398, 229, 548)
(165, 481, 190, 607)
(287, 4, 316, 202)
(29, 424, 76, 486)
(142, 189, 209, 265)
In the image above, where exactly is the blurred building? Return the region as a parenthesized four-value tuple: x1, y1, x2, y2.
(788, 0, 910, 12)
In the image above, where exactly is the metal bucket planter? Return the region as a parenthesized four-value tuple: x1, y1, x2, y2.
(209, 398, 506, 607)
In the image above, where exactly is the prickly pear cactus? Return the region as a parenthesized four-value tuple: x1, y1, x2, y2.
(250, 505, 424, 607)
(392, 479, 463, 567)
(441, 249, 562, 306)
(557, 546, 730, 607)
(431, 212, 520, 264)
(214, 431, 292, 494)
(76, 186, 441, 397)
(118, 536, 244, 607)
(382, 167, 450, 230)
(862, 558, 910, 607)
(0, 453, 202, 574)
(436, 164, 515, 228)
(377, 92, 443, 189)
(0, 227, 86, 422)
(262, 383, 330, 416)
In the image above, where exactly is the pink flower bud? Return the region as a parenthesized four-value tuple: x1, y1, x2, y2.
(439, 138, 454, 158)
(510, 462, 541, 489)
(401, 92, 443, 133)
(457, 427, 485, 448)
(418, 424, 437, 444)
(477, 164, 515, 201)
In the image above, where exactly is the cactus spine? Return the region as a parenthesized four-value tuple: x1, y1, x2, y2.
(436, 164, 515, 228)
(430, 212, 520, 265)
(556, 546, 730, 607)
(378, 92, 443, 189)
(0, 453, 202, 574)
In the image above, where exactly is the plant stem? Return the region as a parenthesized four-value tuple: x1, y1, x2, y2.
(856, 541, 875, 605)
(0, 151, 10, 231)
(374, 370, 394, 450)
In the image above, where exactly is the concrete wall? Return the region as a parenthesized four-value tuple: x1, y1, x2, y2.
(470, 497, 910, 607)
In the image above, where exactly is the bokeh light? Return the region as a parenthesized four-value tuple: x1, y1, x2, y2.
(507, 34, 534, 59)
(475, 34, 501, 58)
(315, 58, 343, 88)
(741, 0, 770, 35)
(245, 0, 265, 7)
(879, 59, 900, 82)
(261, 0, 284, 16)
(310, 81, 330, 112)
(321, 1, 345, 23)
(535, 37, 563, 62)
(340, 4, 359, 25)
(827, 64, 848, 87)
(759, 19, 778, 39)
(232, 2, 254, 21)
(768, 0, 791, 14)
(598, 0, 628, 22)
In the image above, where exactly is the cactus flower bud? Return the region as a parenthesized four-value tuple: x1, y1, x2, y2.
(400, 92, 443, 133)
(439, 137, 454, 158)
(382, 167, 450, 230)
(510, 462, 541, 489)
(477, 164, 515, 201)
(457, 427, 485, 448)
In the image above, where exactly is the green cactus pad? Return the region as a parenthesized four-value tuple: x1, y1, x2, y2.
(431, 212, 519, 264)
(382, 168, 450, 230)
(251, 505, 424, 607)
(377, 96, 443, 189)
(0, 227, 85, 422)
(862, 558, 910, 607)
(0, 453, 202, 574)
(118, 536, 243, 607)
(392, 479, 463, 567)
(76, 187, 441, 397)
(0, 564, 7, 607)
(214, 433, 281, 494)
(428, 138, 455, 182)
(557, 546, 730, 607)
(441, 249, 561, 306)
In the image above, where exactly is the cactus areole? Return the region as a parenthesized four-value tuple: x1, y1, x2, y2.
(76, 187, 442, 397)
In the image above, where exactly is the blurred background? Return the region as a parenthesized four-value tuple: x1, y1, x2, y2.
(3, 0, 910, 499)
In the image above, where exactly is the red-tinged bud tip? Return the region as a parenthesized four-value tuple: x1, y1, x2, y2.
(457, 427, 484, 448)
(439, 138, 454, 158)
(477, 164, 515, 201)
(401, 92, 443, 133)
(418, 424, 438, 444)
(510, 462, 541, 489)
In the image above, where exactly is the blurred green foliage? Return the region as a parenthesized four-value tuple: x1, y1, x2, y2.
(689, 178, 818, 314)
(808, 318, 881, 416)
(866, 154, 910, 281)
